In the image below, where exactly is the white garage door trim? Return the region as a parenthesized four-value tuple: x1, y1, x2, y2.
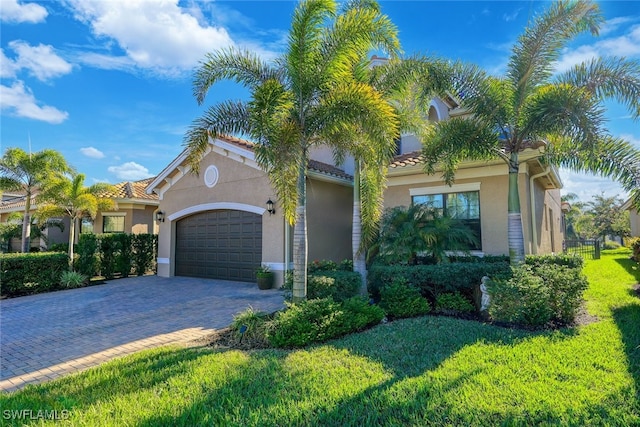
(168, 202, 266, 221)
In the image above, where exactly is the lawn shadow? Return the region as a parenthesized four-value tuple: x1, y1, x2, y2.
(614, 257, 640, 282)
(613, 304, 640, 412)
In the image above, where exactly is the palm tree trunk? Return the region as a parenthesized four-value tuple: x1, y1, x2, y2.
(21, 192, 32, 253)
(508, 152, 525, 264)
(68, 217, 76, 269)
(352, 160, 368, 295)
(292, 153, 308, 302)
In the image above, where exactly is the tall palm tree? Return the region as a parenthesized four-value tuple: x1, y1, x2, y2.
(421, 0, 640, 264)
(37, 173, 115, 265)
(348, 54, 456, 294)
(0, 147, 71, 253)
(184, 0, 401, 301)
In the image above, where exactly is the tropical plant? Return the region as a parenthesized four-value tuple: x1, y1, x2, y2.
(0, 211, 64, 252)
(421, 0, 640, 264)
(561, 192, 586, 240)
(0, 147, 72, 252)
(36, 173, 115, 266)
(184, 0, 401, 301)
(373, 203, 477, 265)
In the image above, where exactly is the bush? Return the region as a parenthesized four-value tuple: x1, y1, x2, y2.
(132, 234, 157, 276)
(0, 253, 68, 297)
(283, 270, 361, 302)
(379, 278, 431, 319)
(114, 233, 132, 277)
(488, 266, 553, 327)
(77, 234, 98, 277)
(99, 234, 120, 279)
(267, 297, 384, 348)
(231, 307, 272, 348)
(525, 253, 583, 269)
(531, 263, 588, 324)
(435, 292, 476, 313)
(602, 241, 621, 250)
(60, 271, 87, 289)
(629, 237, 640, 262)
(47, 242, 69, 253)
(369, 260, 512, 300)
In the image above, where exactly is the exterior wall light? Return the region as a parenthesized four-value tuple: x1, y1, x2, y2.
(156, 211, 165, 222)
(266, 199, 275, 215)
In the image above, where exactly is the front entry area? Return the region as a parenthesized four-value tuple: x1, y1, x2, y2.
(175, 210, 262, 282)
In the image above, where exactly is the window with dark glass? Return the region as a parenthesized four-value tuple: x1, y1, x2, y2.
(412, 191, 481, 250)
(103, 216, 125, 233)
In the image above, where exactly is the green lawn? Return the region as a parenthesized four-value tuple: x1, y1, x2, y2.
(2, 252, 639, 426)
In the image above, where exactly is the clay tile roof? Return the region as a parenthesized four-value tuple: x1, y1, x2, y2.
(0, 194, 31, 210)
(101, 177, 158, 200)
(216, 134, 352, 181)
(389, 150, 424, 168)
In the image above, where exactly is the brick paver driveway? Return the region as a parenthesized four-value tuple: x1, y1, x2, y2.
(0, 275, 284, 392)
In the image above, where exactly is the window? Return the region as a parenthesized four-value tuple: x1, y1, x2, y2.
(103, 216, 125, 233)
(412, 190, 481, 250)
(81, 217, 94, 234)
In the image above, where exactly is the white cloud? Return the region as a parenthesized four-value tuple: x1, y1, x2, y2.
(0, 81, 69, 124)
(107, 162, 153, 180)
(0, 49, 18, 78)
(80, 147, 105, 159)
(555, 23, 640, 72)
(503, 8, 521, 22)
(600, 16, 637, 35)
(620, 133, 640, 149)
(1, 0, 48, 24)
(65, 0, 235, 76)
(6, 40, 73, 81)
(560, 169, 627, 203)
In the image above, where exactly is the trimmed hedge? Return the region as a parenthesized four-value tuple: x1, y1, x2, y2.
(629, 237, 640, 262)
(524, 253, 584, 269)
(368, 259, 511, 300)
(379, 279, 431, 318)
(76, 233, 157, 278)
(283, 269, 361, 302)
(1, 252, 68, 297)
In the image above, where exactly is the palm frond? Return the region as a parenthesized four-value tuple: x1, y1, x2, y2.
(508, 0, 602, 111)
(555, 56, 640, 119)
(183, 100, 250, 173)
(193, 48, 277, 105)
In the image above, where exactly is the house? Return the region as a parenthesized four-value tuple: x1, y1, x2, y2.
(0, 178, 159, 251)
(622, 198, 640, 237)
(145, 135, 354, 286)
(146, 104, 566, 287)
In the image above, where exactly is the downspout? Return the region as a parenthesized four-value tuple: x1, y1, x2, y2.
(284, 215, 290, 288)
(529, 167, 551, 255)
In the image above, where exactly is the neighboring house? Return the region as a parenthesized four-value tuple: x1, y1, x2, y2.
(0, 178, 159, 251)
(145, 135, 354, 286)
(622, 198, 640, 237)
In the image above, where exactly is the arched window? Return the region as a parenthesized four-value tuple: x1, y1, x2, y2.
(428, 106, 439, 122)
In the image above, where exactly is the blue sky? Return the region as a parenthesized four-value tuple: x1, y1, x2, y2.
(1, 0, 638, 203)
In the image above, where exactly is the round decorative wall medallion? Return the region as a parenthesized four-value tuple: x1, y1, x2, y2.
(204, 165, 219, 188)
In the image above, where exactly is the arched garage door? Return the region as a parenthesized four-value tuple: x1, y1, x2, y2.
(175, 210, 262, 282)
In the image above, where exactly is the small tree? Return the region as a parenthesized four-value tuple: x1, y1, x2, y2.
(36, 173, 115, 267)
(0, 148, 71, 252)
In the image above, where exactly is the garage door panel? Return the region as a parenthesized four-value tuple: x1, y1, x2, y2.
(175, 210, 262, 282)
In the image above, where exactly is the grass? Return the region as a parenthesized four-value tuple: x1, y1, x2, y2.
(2, 252, 639, 426)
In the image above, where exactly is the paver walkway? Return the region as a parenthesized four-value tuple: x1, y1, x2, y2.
(0, 275, 284, 392)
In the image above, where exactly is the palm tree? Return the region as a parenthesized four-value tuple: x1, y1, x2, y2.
(184, 0, 401, 301)
(421, 0, 640, 264)
(348, 55, 456, 294)
(36, 173, 115, 265)
(0, 147, 71, 253)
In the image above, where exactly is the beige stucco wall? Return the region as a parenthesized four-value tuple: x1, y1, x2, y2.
(630, 208, 640, 237)
(155, 150, 286, 284)
(384, 161, 563, 256)
(306, 178, 353, 263)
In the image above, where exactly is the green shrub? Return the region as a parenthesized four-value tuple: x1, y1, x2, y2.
(435, 292, 476, 313)
(114, 233, 132, 277)
(267, 297, 384, 348)
(231, 307, 272, 348)
(99, 234, 120, 279)
(282, 270, 361, 302)
(488, 266, 553, 327)
(47, 242, 68, 252)
(379, 278, 431, 319)
(629, 237, 640, 261)
(0, 253, 68, 297)
(532, 264, 589, 324)
(131, 234, 157, 276)
(368, 260, 512, 300)
(308, 259, 338, 273)
(60, 271, 87, 289)
(602, 241, 621, 250)
(77, 234, 98, 277)
(525, 253, 584, 269)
